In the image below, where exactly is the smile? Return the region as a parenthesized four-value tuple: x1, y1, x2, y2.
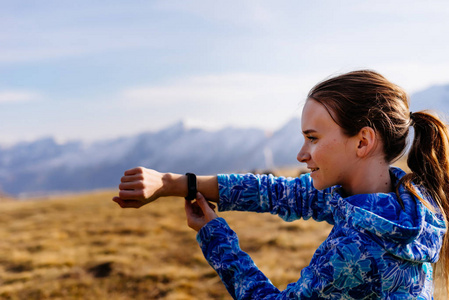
(309, 168, 319, 172)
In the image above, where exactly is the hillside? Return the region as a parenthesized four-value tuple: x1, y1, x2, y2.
(1, 159, 446, 299)
(0, 190, 331, 299)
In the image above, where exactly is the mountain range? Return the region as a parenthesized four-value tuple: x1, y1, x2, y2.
(1, 84, 448, 197)
(0, 118, 302, 197)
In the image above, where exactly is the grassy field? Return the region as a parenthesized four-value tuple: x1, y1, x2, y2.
(1, 161, 445, 299)
(0, 185, 333, 300)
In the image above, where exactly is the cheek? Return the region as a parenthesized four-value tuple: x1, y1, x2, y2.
(312, 143, 330, 163)
(313, 141, 344, 169)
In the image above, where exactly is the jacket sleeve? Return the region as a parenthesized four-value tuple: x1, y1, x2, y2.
(217, 173, 334, 223)
(197, 218, 379, 300)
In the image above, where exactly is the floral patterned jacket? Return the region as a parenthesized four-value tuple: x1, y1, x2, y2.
(196, 167, 446, 299)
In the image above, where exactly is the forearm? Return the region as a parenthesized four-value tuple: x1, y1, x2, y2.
(217, 173, 335, 223)
(197, 218, 281, 299)
(161, 173, 219, 202)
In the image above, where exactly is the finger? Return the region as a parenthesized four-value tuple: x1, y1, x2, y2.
(196, 193, 219, 221)
(185, 200, 203, 231)
(184, 199, 194, 216)
(112, 197, 143, 208)
(124, 167, 145, 176)
(119, 181, 144, 190)
(191, 201, 204, 216)
(121, 174, 144, 183)
(118, 190, 145, 200)
(195, 192, 215, 215)
(185, 200, 203, 215)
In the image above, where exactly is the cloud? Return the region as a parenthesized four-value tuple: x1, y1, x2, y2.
(0, 90, 41, 104)
(121, 73, 311, 106)
(371, 62, 449, 94)
(154, 0, 276, 28)
(0, 3, 170, 64)
(118, 72, 322, 132)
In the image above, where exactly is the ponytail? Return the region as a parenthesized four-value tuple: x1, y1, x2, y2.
(400, 111, 449, 296)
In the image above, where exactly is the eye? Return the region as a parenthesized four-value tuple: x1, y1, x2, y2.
(306, 136, 318, 143)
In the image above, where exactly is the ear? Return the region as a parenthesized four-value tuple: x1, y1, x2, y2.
(355, 127, 377, 158)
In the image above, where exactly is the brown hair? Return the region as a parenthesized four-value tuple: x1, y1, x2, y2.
(308, 69, 449, 295)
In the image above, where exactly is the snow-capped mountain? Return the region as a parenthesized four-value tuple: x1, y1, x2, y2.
(1, 84, 448, 197)
(0, 119, 302, 196)
(410, 84, 449, 113)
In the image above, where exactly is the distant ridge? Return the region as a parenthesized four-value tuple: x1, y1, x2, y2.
(409, 84, 449, 116)
(0, 118, 302, 196)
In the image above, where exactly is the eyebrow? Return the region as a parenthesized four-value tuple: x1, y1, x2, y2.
(302, 129, 317, 135)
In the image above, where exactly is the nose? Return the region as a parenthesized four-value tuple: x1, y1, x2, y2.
(297, 145, 310, 163)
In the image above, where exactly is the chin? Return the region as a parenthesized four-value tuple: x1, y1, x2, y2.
(311, 180, 332, 191)
(312, 181, 325, 191)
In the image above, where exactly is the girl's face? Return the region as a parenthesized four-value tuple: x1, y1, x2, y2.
(297, 99, 360, 191)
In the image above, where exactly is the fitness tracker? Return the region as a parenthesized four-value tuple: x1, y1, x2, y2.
(185, 173, 197, 201)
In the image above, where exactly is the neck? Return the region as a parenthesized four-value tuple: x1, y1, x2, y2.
(342, 158, 393, 196)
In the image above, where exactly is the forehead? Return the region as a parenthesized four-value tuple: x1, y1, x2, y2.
(301, 99, 338, 132)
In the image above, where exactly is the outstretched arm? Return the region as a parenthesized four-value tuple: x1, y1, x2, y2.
(112, 167, 336, 225)
(112, 167, 219, 208)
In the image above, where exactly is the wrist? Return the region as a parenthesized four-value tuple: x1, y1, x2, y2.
(161, 172, 188, 198)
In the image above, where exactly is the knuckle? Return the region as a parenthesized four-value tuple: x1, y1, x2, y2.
(142, 191, 150, 200)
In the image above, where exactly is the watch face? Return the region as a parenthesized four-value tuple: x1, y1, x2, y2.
(185, 173, 197, 200)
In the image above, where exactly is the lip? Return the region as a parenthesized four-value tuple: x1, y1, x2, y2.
(308, 167, 319, 173)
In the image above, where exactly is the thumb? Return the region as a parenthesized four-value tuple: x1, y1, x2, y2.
(195, 192, 217, 219)
(184, 198, 194, 216)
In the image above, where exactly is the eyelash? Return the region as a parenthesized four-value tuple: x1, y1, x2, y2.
(306, 136, 317, 143)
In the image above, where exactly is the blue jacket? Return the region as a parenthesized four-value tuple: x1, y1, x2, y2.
(196, 167, 446, 299)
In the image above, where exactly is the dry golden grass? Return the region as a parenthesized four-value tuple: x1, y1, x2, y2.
(2, 159, 441, 299)
(0, 188, 332, 300)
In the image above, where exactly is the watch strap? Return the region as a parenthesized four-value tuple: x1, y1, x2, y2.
(185, 173, 197, 201)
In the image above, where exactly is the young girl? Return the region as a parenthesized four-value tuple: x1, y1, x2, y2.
(113, 70, 449, 299)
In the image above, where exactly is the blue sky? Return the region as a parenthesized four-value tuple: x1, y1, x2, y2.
(1, 0, 449, 145)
